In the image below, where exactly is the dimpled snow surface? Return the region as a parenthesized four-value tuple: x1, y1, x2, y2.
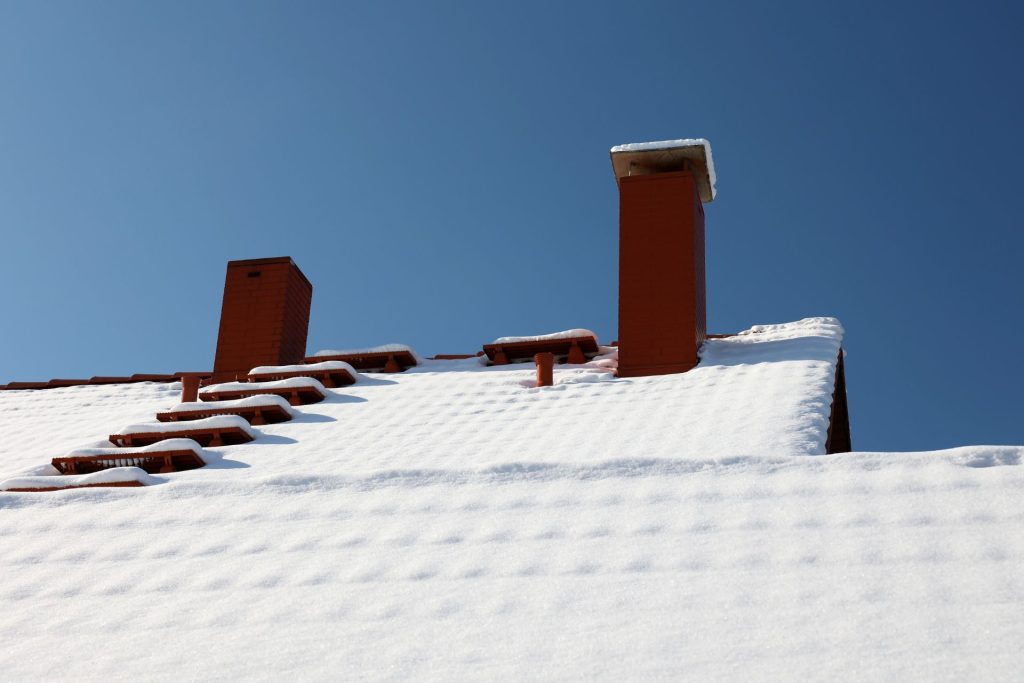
(0, 318, 1022, 681)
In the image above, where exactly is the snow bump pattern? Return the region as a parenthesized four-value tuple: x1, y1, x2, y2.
(1, 318, 1022, 679)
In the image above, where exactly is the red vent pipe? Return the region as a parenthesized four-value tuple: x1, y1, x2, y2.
(535, 352, 554, 387)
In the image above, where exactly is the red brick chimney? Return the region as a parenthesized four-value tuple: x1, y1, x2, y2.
(611, 140, 715, 378)
(213, 257, 312, 379)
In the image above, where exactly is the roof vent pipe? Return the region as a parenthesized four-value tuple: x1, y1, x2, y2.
(567, 342, 586, 364)
(180, 375, 200, 403)
(535, 352, 554, 387)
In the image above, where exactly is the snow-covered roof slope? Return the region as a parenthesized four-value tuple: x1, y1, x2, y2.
(1, 317, 1021, 680)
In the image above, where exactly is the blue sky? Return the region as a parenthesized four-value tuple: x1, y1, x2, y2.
(1, 1, 1021, 451)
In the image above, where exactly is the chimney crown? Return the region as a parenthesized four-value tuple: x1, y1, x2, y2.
(610, 138, 717, 203)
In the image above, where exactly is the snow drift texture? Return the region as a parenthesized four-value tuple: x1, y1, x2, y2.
(0, 318, 1021, 681)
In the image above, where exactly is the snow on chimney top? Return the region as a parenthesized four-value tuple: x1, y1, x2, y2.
(610, 138, 717, 203)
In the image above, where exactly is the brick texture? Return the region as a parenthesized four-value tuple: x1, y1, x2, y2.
(213, 257, 312, 377)
(617, 171, 706, 378)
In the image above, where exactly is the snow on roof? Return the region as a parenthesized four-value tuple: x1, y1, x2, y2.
(492, 329, 598, 345)
(0, 317, 1021, 679)
(63, 437, 206, 459)
(114, 414, 254, 437)
(167, 394, 294, 415)
(201, 376, 327, 393)
(312, 343, 415, 356)
(0, 466, 159, 491)
(249, 360, 359, 376)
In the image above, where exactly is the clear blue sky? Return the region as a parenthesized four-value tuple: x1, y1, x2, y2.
(1, 1, 1021, 451)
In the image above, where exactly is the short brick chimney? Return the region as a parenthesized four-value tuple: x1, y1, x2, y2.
(611, 139, 715, 378)
(213, 257, 313, 378)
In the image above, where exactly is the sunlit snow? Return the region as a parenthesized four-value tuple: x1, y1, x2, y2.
(0, 317, 1021, 680)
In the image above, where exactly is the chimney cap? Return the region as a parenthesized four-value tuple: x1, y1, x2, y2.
(226, 256, 297, 268)
(610, 138, 716, 202)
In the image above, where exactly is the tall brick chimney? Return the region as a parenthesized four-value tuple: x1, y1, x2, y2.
(213, 257, 312, 379)
(611, 139, 716, 378)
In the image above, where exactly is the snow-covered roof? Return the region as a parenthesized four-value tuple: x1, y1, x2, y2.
(1, 316, 1021, 679)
